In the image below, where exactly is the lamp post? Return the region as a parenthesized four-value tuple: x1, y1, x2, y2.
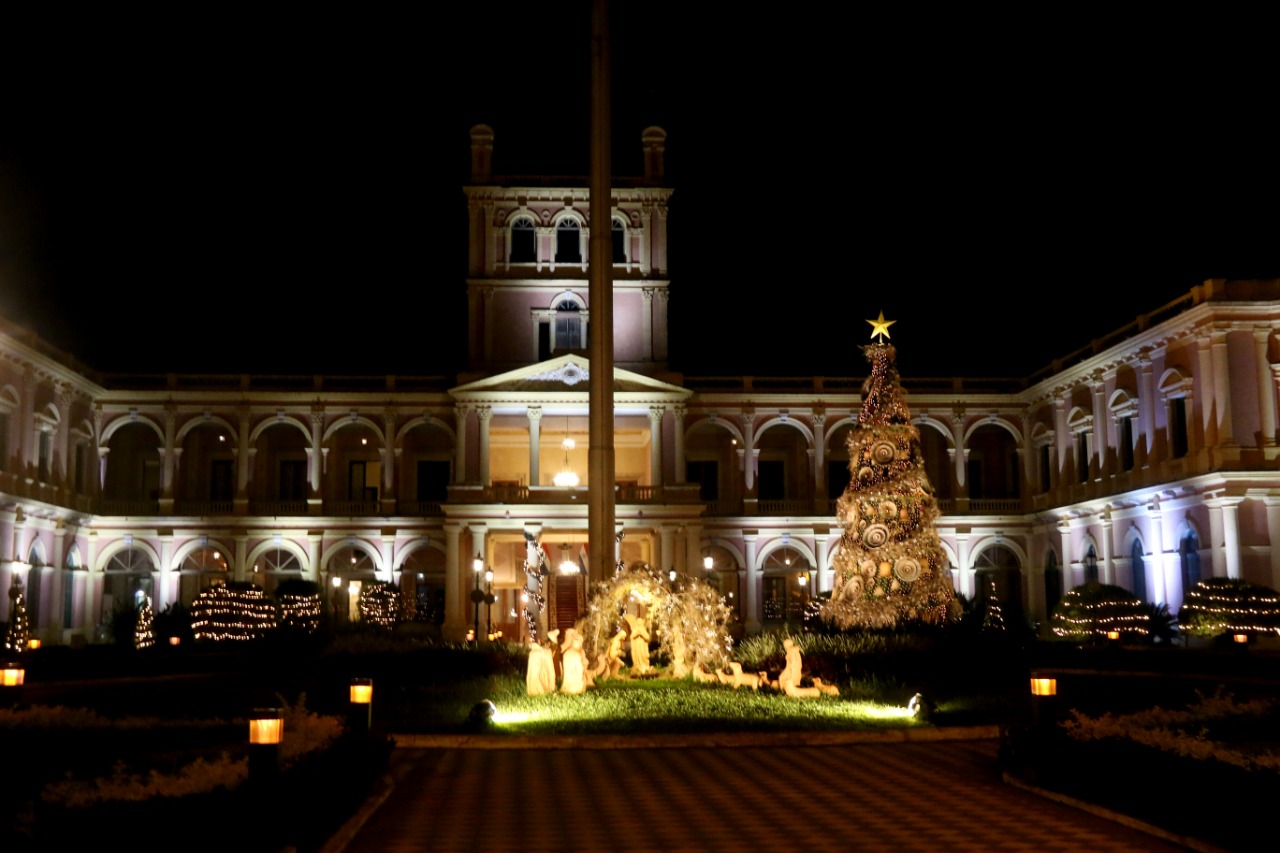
(798, 572, 809, 632)
(248, 707, 284, 786)
(470, 553, 484, 643)
(484, 568, 495, 638)
(1, 660, 24, 708)
(349, 678, 373, 735)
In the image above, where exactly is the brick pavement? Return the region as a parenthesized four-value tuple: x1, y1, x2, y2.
(326, 735, 1214, 853)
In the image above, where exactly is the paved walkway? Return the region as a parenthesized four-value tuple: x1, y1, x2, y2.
(324, 731, 1217, 853)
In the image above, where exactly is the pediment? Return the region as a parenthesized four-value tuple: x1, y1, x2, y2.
(451, 355, 690, 400)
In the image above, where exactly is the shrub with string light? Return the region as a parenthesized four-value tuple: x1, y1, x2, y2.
(1178, 577, 1280, 639)
(1049, 581, 1148, 642)
(191, 582, 278, 642)
(276, 578, 323, 635)
(357, 581, 402, 629)
(4, 592, 30, 653)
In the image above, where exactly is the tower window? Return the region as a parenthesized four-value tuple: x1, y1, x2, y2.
(510, 217, 536, 263)
(611, 218, 626, 262)
(555, 220, 581, 263)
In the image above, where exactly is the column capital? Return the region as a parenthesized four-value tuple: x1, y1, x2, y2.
(477, 405, 493, 423)
(526, 406, 543, 424)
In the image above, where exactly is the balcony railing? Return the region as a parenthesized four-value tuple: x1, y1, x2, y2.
(248, 500, 309, 516)
(173, 500, 235, 515)
(967, 498, 1023, 514)
(757, 499, 817, 516)
(323, 500, 382, 516)
(100, 499, 161, 516)
(396, 500, 444, 516)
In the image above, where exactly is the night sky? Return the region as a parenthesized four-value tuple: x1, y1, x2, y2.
(2, 5, 1276, 381)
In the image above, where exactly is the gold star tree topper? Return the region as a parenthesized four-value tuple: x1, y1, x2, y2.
(866, 310, 896, 342)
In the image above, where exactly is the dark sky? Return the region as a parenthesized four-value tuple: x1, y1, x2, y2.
(2, 4, 1276, 381)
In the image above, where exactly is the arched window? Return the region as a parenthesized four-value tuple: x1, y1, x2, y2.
(252, 545, 303, 596)
(180, 545, 230, 607)
(398, 547, 446, 626)
(329, 544, 378, 624)
(26, 542, 46, 630)
(555, 220, 581, 263)
(974, 543, 1023, 626)
(761, 543, 810, 623)
(509, 216, 536, 263)
(555, 300, 584, 351)
(1179, 529, 1201, 595)
(105, 547, 155, 612)
(611, 217, 626, 263)
(1130, 539, 1147, 601)
(1083, 544, 1099, 584)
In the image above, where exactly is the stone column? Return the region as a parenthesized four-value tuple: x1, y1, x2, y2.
(1053, 393, 1070, 485)
(1099, 508, 1114, 585)
(658, 525, 675, 575)
(814, 526, 832, 594)
(309, 411, 323, 497)
(641, 288, 654, 362)
(1262, 496, 1280, 590)
(740, 410, 756, 493)
(477, 406, 493, 486)
(443, 522, 463, 639)
(161, 407, 177, 506)
(53, 385, 71, 486)
(812, 411, 826, 515)
(954, 532, 973, 599)
(382, 412, 396, 510)
(1206, 498, 1226, 578)
(527, 406, 542, 487)
(1057, 521, 1073, 588)
(684, 522, 702, 579)
(1207, 495, 1244, 580)
(743, 531, 760, 634)
(648, 407, 664, 488)
(1089, 373, 1108, 479)
(1138, 349, 1157, 457)
(1147, 497, 1167, 605)
(454, 404, 471, 484)
(157, 533, 174, 610)
(1254, 328, 1277, 447)
(236, 408, 251, 510)
(672, 405, 686, 483)
(951, 406, 968, 500)
(1210, 328, 1235, 445)
(482, 286, 495, 364)
(1195, 333, 1216, 447)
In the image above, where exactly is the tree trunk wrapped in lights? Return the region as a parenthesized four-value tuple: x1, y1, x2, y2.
(821, 320, 958, 631)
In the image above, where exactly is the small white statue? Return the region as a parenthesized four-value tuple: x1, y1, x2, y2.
(559, 628, 589, 694)
(777, 637, 804, 693)
(624, 611, 651, 675)
(526, 635, 556, 696)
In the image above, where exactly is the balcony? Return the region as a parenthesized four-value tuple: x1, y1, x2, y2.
(323, 500, 383, 516)
(248, 500, 309, 516)
(99, 499, 161, 516)
(396, 500, 445, 517)
(173, 500, 235, 516)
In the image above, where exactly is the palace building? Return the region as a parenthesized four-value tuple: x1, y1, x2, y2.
(2, 125, 1278, 645)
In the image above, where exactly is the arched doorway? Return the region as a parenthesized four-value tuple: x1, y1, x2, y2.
(974, 543, 1023, 628)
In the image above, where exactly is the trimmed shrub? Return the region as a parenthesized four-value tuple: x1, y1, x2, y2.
(1178, 577, 1280, 638)
(1049, 581, 1148, 643)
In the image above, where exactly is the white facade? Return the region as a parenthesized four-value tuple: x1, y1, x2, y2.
(1, 126, 1278, 645)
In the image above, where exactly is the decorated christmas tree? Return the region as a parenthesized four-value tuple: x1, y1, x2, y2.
(981, 576, 1006, 632)
(822, 312, 958, 630)
(4, 591, 30, 653)
(134, 596, 155, 650)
